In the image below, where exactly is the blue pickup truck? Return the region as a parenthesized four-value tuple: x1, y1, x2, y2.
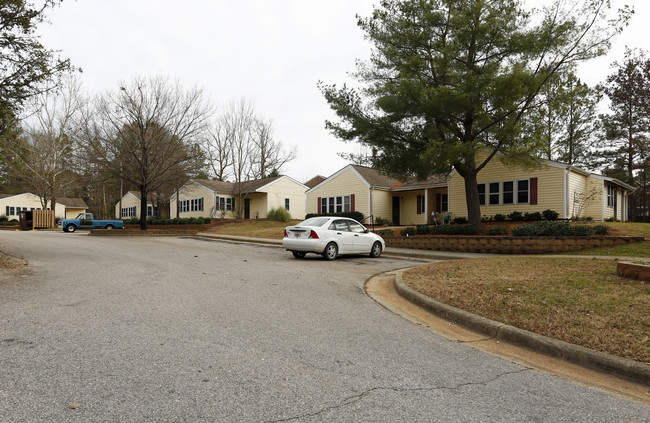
(58, 213, 124, 232)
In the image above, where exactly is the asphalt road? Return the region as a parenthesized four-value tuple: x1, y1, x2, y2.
(0, 231, 648, 422)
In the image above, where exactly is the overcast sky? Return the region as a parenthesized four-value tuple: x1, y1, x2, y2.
(38, 0, 649, 183)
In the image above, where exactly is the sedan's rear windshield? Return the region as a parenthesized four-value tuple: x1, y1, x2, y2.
(298, 217, 329, 227)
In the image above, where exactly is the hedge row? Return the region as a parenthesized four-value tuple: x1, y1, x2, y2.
(396, 221, 610, 237)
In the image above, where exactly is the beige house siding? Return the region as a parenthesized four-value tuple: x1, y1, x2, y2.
(115, 193, 140, 219)
(449, 154, 565, 219)
(306, 168, 370, 216)
(171, 182, 217, 219)
(1, 193, 76, 220)
(567, 171, 588, 219)
(246, 193, 267, 219)
(398, 190, 428, 225)
(65, 208, 87, 219)
(583, 178, 604, 220)
(258, 177, 307, 220)
(371, 189, 392, 223)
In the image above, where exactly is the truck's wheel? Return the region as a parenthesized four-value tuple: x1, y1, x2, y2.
(105, 224, 114, 230)
(65, 224, 76, 233)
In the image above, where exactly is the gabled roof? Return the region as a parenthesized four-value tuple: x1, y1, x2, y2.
(350, 165, 400, 189)
(124, 190, 170, 203)
(58, 197, 88, 209)
(236, 176, 283, 193)
(304, 175, 326, 188)
(177, 175, 302, 198)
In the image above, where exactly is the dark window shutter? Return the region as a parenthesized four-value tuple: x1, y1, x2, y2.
(350, 194, 355, 212)
(530, 177, 538, 205)
(416, 195, 422, 214)
(317, 197, 321, 214)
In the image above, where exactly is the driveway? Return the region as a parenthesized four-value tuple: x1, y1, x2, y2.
(0, 231, 648, 422)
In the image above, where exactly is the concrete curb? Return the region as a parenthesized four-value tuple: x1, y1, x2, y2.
(394, 273, 650, 385)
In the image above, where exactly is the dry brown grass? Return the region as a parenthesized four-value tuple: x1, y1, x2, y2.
(205, 219, 291, 239)
(402, 257, 649, 363)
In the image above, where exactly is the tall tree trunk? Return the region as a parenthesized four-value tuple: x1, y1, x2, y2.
(140, 185, 148, 231)
(463, 172, 482, 225)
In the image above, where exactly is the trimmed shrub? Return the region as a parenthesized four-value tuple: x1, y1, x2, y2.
(508, 211, 524, 221)
(374, 216, 391, 226)
(493, 214, 506, 222)
(604, 217, 618, 222)
(452, 216, 468, 224)
(486, 226, 509, 235)
(267, 207, 292, 222)
(592, 224, 610, 235)
(512, 221, 594, 237)
(542, 209, 559, 221)
(400, 227, 417, 236)
(523, 211, 542, 221)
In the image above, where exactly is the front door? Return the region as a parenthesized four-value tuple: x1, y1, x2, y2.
(613, 187, 618, 220)
(392, 196, 400, 226)
(244, 199, 251, 219)
(79, 214, 92, 229)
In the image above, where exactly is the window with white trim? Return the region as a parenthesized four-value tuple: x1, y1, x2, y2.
(6, 206, 15, 216)
(607, 185, 615, 208)
(441, 194, 448, 212)
(517, 180, 529, 204)
(477, 179, 531, 206)
(217, 196, 234, 211)
(284, 198, 290, 211)
(321, 195, 351, 214)
(180, 198, 204, 213)
(121, 206, 136, 217)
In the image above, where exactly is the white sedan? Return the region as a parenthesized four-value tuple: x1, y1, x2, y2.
(283, 216, 385, 260)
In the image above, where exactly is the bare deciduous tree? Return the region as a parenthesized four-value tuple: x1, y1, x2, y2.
(78, 75, 212, 229)
(10, 75, 84, 215)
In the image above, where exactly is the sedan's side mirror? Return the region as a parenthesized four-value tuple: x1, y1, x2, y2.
(364, 229, 369, 234)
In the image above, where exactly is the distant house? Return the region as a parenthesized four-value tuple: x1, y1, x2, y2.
(305, 164, 446, 225)
(170, 176, 308, 220)
(0, 193, 88, 220)
(307, 156, 635, 225)
(115, 191, 170, 220)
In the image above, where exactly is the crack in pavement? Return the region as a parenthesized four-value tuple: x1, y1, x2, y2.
(262, 368, 532, 423)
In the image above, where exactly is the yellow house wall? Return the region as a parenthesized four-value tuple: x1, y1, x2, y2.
(449, 153, 566, 219)
(397, 190, 428, 225)
(582, 177, 604, 221)
(567, 171, 587, 219)
(115, 193, 141, 219)
(65, 208, 87, 219)
(306, 168, 370, 216)
(371, 189, 392, 223)
(0, 193, 69, 219)
(246, 193, 267, 219)
(171, 182, 217, 219)
(259, 178, 307, 220)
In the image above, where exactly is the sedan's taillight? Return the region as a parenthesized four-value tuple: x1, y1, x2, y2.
(309, 230, 319, 239)
(283, 229, 288, 238)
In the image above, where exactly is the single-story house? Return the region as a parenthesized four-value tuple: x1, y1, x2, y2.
(0, 193, 88, 220)
(170, 176, 308, 220)
(115, 191, 170, 220)
(306, 155, 635, 225)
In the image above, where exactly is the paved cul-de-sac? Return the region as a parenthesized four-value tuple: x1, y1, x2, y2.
(1, 231, 648, 422)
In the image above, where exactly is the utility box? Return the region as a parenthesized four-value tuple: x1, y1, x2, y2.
(18, 210, 55, 230)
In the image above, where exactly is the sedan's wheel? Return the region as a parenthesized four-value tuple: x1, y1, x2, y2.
(369, 241, 382, 258)
(292, 251, 306, 259)
(65, 224, 76, 233)
(323, 242, 338, 261)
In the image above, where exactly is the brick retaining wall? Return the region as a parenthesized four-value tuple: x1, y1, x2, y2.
(384, 235, 644, 254)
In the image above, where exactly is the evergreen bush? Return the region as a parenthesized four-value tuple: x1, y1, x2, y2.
(512, 221, 594, 237)
(542, 209, 559, 220)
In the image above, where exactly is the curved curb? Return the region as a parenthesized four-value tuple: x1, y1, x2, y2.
(394, 273, 650, 385)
